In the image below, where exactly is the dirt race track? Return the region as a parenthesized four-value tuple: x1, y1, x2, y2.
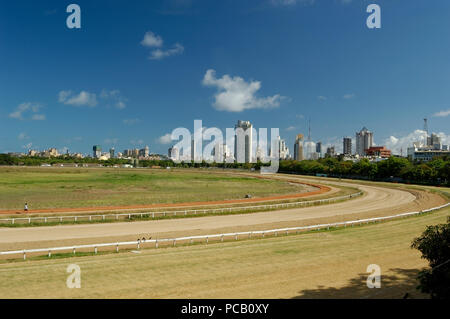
(0, 175, 447, 252)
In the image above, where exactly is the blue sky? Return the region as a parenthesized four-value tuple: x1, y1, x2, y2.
(1, 0, 449, 156)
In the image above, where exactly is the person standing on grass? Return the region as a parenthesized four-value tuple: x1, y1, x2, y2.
(24, 203, 28, 212)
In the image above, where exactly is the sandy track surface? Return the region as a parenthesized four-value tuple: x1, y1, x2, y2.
(1, 177, 446, 252)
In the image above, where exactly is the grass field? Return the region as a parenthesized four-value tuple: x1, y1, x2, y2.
(0, 167, 301, 210)
(1, 206, 447, 298)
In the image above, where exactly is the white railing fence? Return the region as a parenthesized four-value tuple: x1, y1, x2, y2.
(1, 202, 448, 260)
(0, 192, 363, 225)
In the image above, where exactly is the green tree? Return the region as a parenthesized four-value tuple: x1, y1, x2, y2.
(411, 218, 450, 299)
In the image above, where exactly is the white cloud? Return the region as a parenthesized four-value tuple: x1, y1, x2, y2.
(58, 90, 71, 103)
(18, 132, 28, 140)
(141, 31, 163, 48)
(296, 114, 304, 119)
(384, 129, 450, 155)
(343, 93, 355, 99)
(141, 31, 184, 60)
(59, 146, 69, 154)
(202, 69, 285, 112)
(286, 126, 297, 131)
(433, 109, 450, 117)
(116, 101, 126, 109)
(149, 43, 184, 60)
(100, 89, 127, 109)
(59, 90, 98, 107)
(317, 96, 327, 101)
(157, 133, 173, 144)
(9, 102, 45, 121)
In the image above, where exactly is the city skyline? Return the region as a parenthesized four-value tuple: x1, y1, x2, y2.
(1, 1, 450, 156)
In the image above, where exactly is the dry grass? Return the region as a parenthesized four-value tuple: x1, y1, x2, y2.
(0, 167, 300, 210)
(0, 206, 448, 299)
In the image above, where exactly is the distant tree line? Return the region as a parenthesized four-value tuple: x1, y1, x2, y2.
(279, 156, 450, 186)
(1, 153, 449, 186)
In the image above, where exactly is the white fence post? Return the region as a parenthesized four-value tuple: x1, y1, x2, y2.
(3, 202, 449, 261)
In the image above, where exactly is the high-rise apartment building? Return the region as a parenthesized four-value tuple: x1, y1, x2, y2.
(293, 134, 304, 161)
(326, 146, 336, 157)
(356, 127, 373, 155)
(138, 146, 149, 158)
(343, 137, 352, 155)
(271, 136, 290, 160)
(234, 120, 253, 163)
(212, 143, 230, 163)
(93, 145, 102, 158)
(316, 142, 322, 157)
(168, 146, 179, 161)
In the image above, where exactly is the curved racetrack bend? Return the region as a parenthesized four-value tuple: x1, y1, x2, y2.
(0, 174, 446, 252)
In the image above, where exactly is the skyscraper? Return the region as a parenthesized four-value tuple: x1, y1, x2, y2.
(139, 146, 150, 158)
(326, 146, 336, 157)
(109, 148, 115, 159)
(316, 141, 322, 157)
(294, 134, 304, 161)
(168, 146, 179, 161)
(93, 145, 102, 158)
(271, 136, 289, 160)
(234, 120, 253, 163)
(356, 127, 373, 155)
(343, 137, 352, 155)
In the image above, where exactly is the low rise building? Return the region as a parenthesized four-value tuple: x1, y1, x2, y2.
(365, 146, 391, 158)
